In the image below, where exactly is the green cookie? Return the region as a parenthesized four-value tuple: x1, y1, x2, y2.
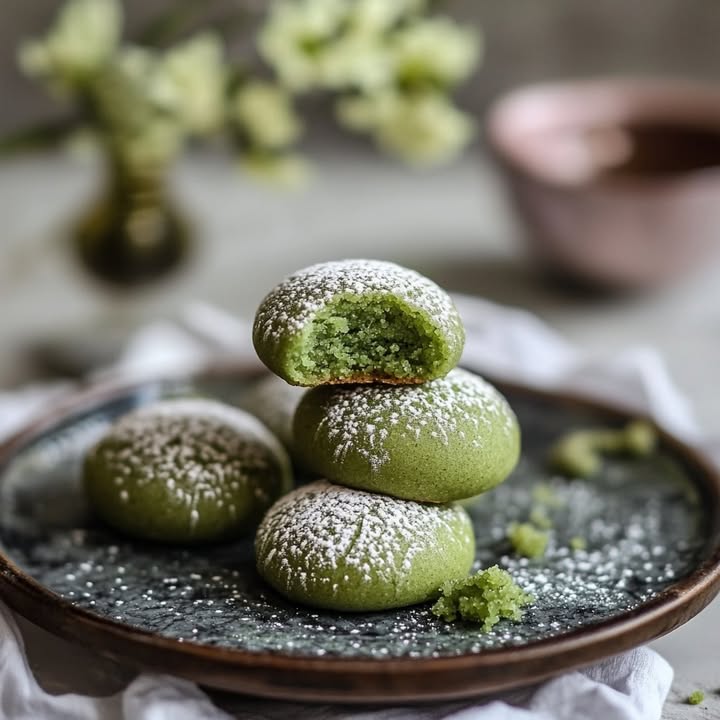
(84, 398, 292, 543)
(241, 374, 306, 452)
(294, 368, 520, 502)
(252, 259, 465, 386)
(255, 480, 475, 611)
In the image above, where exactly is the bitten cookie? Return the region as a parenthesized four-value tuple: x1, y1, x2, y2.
(255, 480, 475, 611)
(252, 259, 465, 386)
(294, 368, 520, 502)
(84, 398, 292, 543)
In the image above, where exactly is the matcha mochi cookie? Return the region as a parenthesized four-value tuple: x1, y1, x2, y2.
(255, 480, 475, 611)
(294, 368, 520, 502)
(84, 398, 292, 543)
(252, 259, 465, 386)
(241, 374, 306, 451)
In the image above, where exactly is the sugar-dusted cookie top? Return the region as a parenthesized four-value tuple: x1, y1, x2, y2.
(294, 368, 520, 502)
(253, 259, 465, 386)
(255, 480, 475, 611)
(84, 398, 292, 543)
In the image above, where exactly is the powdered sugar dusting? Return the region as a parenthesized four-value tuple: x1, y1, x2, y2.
(310, 368, 516, 472)
(87, 399, 290, 532)
(253, 259, 462, 346)
(2, 375, 706, 659)
(256, 481, 472, 593)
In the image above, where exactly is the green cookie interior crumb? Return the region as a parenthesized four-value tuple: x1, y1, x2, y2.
(508, 522, 549, 558)
(431, 565, 533, 631)
(549, 420, 659, 479)
(549, 431, 602, 478)
(531, 482, 565, 509)
(687, 690, 704, 705)
(529, 506, 553, 530)
(569, 536, 587, 551)
(624, 420, 658, 455)
(291, 294, 452, 383)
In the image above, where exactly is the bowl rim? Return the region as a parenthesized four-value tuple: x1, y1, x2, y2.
(486, 76, 720, 188)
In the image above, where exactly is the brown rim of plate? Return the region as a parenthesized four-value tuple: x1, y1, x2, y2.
(0, 362, 718, 704)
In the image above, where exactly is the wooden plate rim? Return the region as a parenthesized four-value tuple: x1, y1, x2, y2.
(0, 362, 718, 702)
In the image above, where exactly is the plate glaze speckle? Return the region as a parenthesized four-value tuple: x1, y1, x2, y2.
(0, 369, 718, 701)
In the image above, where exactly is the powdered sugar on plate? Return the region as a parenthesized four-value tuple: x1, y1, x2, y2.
(0, 375, 706, 658)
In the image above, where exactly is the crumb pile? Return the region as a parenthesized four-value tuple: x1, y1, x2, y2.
(431, 565, 533, 631)
(549, 420, 658, 479)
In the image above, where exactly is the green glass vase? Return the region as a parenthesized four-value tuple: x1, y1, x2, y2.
(74, 161, 189, 288)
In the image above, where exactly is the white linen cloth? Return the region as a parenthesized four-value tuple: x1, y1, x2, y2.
(1, 295, 716, 720)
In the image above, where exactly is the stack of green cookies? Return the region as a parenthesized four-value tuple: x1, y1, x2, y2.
(252, 259, 521, 612)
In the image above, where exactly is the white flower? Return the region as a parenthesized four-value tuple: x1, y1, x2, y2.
(258, 0, 409, 92)
(100, 47, 175, 124)
(336, 91, 391, 131)
(114, 46, 173, 107)
(319, 33, 391, 91)
(259, 0, 479, 95)
(92, 49, 183, 171)
(241, 151, 310, 188)
(156, 33, 227, 135)
(258, 0, 348, 91)
(347, 0, 426, 35)
(232, 81, 302, 149)
(375, 92, 475, 165)
(18, 0, 121, 85)
(391, 18, 480, 89)
(337, 90, 474, 166)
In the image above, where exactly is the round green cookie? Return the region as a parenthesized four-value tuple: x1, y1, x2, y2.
(252, 259, 465, 386)
(84, 398, 292, 543)
(241, 374, 306, 452)
(294, 368, 520, 502)
(255, 480, 475, 611)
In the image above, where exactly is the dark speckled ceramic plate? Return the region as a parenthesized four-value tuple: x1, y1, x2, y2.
(0, 365, 718, 703)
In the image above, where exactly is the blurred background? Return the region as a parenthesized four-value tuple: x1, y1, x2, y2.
(5, 1, 720, 131)
(2, 0, 720, 425)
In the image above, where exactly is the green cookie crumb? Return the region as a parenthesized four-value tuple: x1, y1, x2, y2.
(687, 690, 704, 705)
(624, 420, 658, 456)
(549, 431, 602, 478)
(529, 506, 553, 530)
(569, 536, 587, 552)
(531, 483, 565, 509)
(431, 565, 533, 631)
(549, 420, 659, 479)
(508, 522, 549, 558)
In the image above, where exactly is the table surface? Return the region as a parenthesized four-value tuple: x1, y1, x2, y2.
(1, 149, 719, 718)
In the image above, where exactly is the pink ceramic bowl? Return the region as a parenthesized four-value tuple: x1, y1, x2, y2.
(487, 78, 720, 289)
